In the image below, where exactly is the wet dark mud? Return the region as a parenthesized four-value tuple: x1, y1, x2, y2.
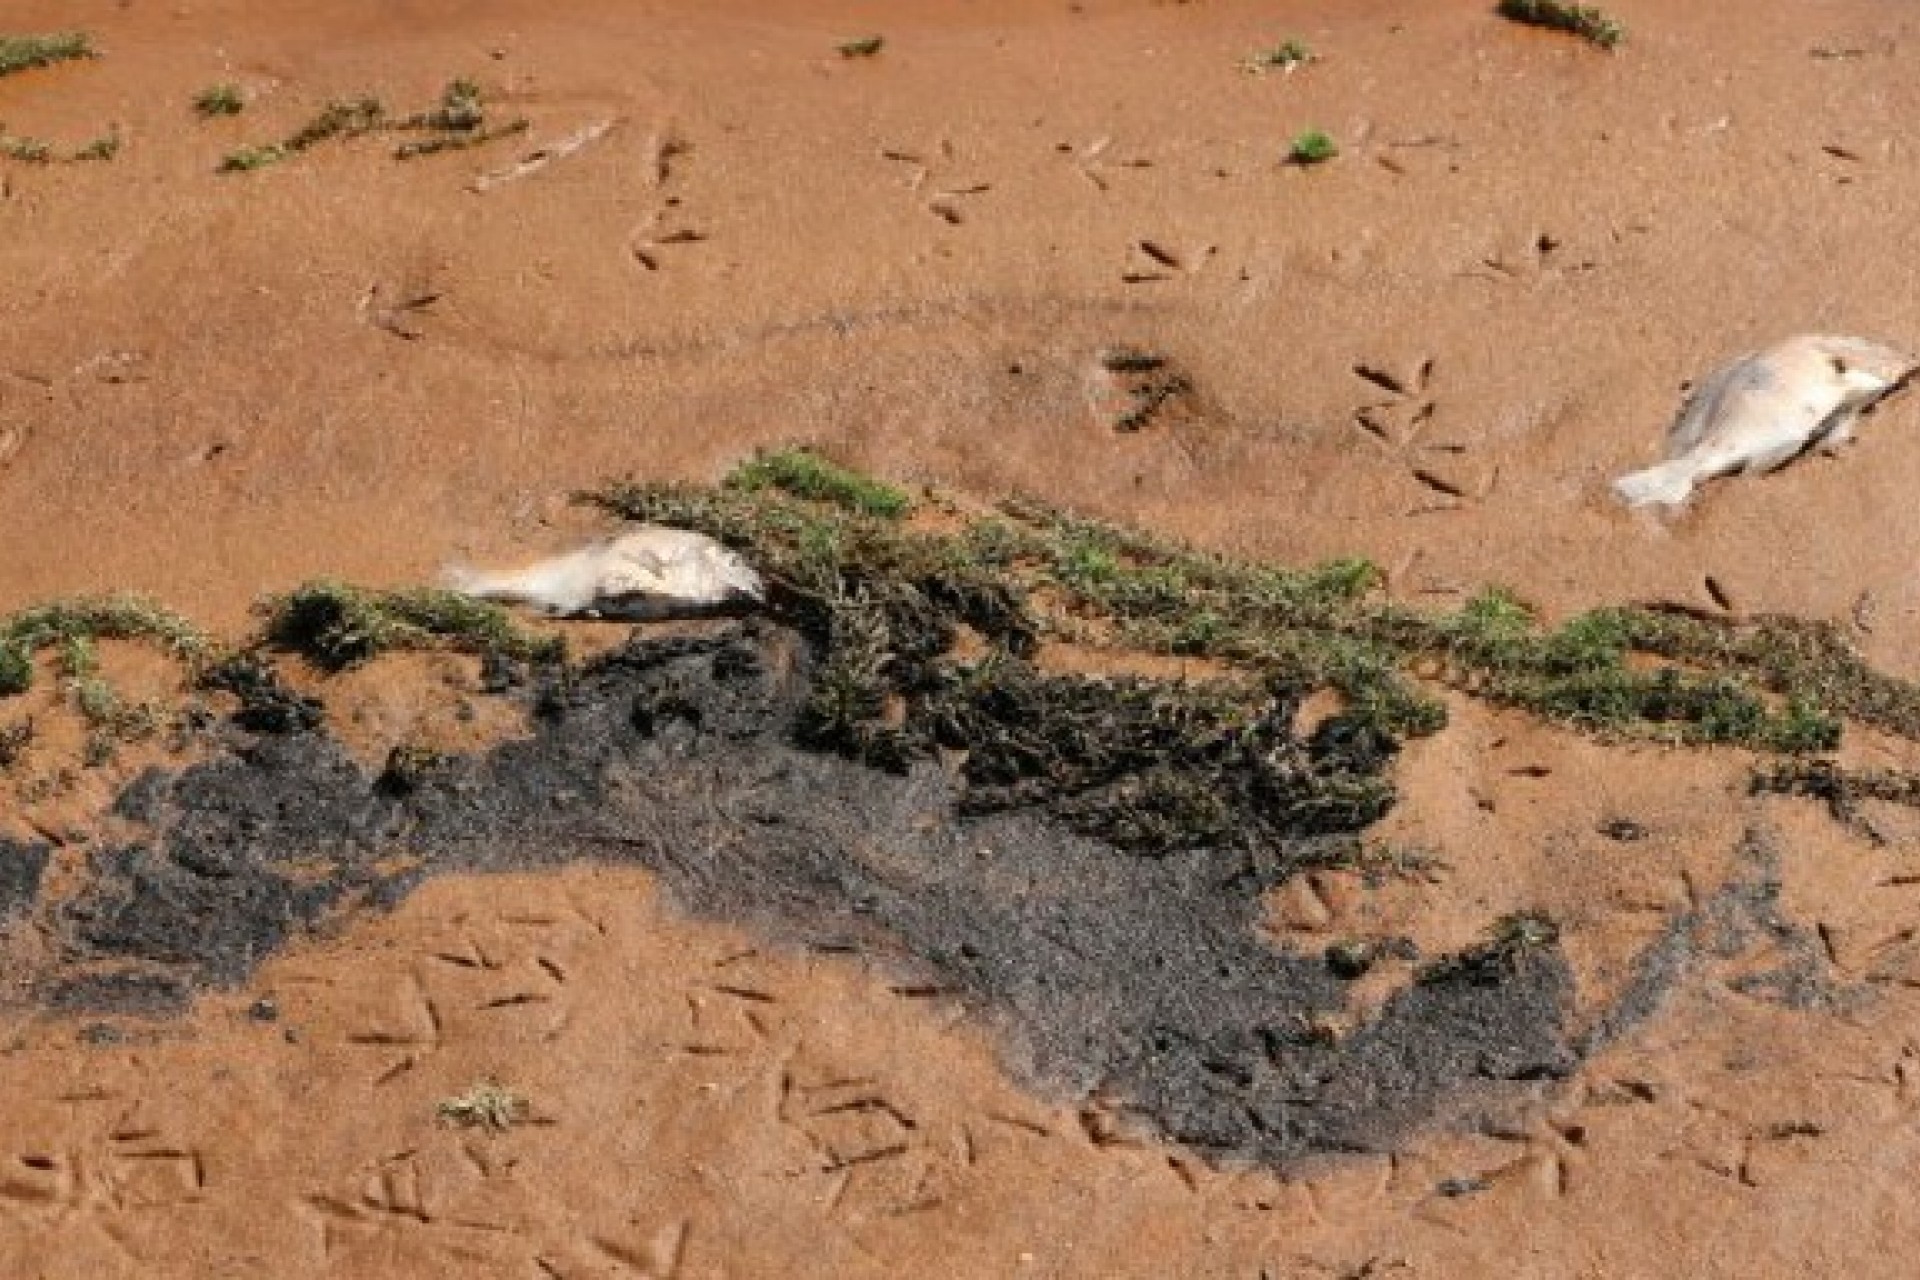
(0, 838, 47, 921)
(0, 619, 1802, 1166)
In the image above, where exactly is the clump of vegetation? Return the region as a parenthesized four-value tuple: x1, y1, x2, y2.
(1244, 39, 1314, 74)
(581, 470, 1374, 855)
(0, 597, 211, 697)
(724, 447, 913, 519)
(0, 597, 207, 767)
(405, 77, 485, 131)
(378, 741, 452, 795)
(260, 581, 564, 671)
(0, 125, 120, 165)
(1419, 911, 1559, 984)
(1496, 0, 1625, 50)
(1325, 938, 1379, 979)
(221, 80, 524, 173)
(0, 33, 95, 79)
(283, 95, 386, 151)
(12, 458, 1920, 847)
(1287, 128, 1338, 166)
(0, 131, 50, 163)
(73, 677, 164, 765)
(71, 129, 118, 162)
(0, 458, 1821, 804)
(436, 1080, 527, 1131)
(198, 652, 323, 733)
(390, 78, 528, 160)
(1326, 935, 1416, 979)
(217, 143, 282, 173)
(1419, 593, 1840, 753)
(0, 719, 31, 768)
(1751, 758, 1920, 840)
(932, 658, 1398, 851)
(585, 456, 1891, 789)
(838, 35, 885, 58)
(1352, 841, 1448, 885)
(219, 95, 382, 172)
(193, 83, 245, 117)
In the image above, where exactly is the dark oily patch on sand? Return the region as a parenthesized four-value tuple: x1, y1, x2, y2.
(0, 838, 48, 920)
(1574, 826, 1844, 1056)
(0, 457, 1902, 1165)
(0, 619, 1706, 1166)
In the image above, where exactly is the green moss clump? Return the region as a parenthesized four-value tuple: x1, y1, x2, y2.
(1609, 610, 1920, 742)
(0, 644, 26, 696)
(218, 143, 284, 172)
(260, 582, 563, 671)
(391, 78, 529, 160)
(194, 84, 245, 117)
(73, 674, 163, 763)
(1419, 596, 1840, 752)
(792, 586, 909, 766)
(1245, 39, 1313, 74)
(222, 80, 527, 173)
(220, 96, 383, 175)
(0, 133, 51, 163)
(724, 447, 913, 519)
(0, 596, 210, 696)
(71, 130, 119, 161)
(410, 78, 483, 131)
(1496, 0, 1624, 49)
(0, 596, 207, 763)
(1, 128, 121, 165)
(288, 96, 386, 150)
(392, 118, 527, 160)
(0, 33, 95, 78)
(1288, 128, 1338, 166)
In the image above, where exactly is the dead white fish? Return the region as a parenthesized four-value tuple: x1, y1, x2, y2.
(1613, 334, 1916, 508)
(442, 527, 764, 619)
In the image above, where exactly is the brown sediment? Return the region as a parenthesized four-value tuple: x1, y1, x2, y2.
(5, 0, 1920, 1274)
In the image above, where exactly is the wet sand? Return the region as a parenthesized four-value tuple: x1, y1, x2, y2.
(6, 2, 1920, 1274)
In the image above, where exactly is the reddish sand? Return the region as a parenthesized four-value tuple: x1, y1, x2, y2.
(7, 1, 1920, 1274)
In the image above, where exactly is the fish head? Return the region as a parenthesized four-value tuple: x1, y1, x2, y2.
(711, 551, 766, 602)
(1808, 335, 1917, 392)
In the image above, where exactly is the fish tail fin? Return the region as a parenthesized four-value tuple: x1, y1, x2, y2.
(1612, 459, 1697, 508)
(440, 562, 535, 603)
(439, 562, 490, 596)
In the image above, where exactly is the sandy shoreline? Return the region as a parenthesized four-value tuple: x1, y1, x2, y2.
(6, 3, 1920, 1275)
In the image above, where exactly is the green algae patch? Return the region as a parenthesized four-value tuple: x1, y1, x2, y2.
(259, 581, 564, 671)
(0, 33, 95, 79)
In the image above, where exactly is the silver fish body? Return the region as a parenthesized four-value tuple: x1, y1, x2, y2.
(442, 527, 765, 619)
(1614, 334, 1915, 508)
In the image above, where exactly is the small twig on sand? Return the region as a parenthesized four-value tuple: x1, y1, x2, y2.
(468, 118, 616, 193)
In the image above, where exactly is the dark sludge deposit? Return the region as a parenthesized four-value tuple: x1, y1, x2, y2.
(1, 454, 1875, 1167)
(6, 615, 1590, 1167)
